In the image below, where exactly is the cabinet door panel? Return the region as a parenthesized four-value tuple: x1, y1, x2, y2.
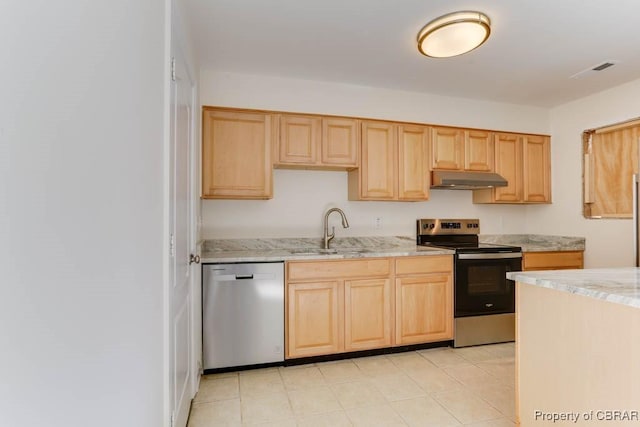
(398, 125, 430, 201)
(465, 130, 494, 171)
(523, 251, 583, 270)
(432, 127, 464, 170)
(287, 281, 343, 358)
(494, 133, 523, 202)
(202, 109, 272, 199)
(523, 135, 551, 203)
(359, 121, 396, 199)
(288, 259, 391, 281)
(395, 274, 453, 345)
(278, 115, 321, 165)
(344, 278, 392, 351)
(396, 256, 453, 275)
(322, 118, 358, 167)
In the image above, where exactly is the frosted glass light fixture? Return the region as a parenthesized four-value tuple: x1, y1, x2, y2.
(417, 11, 491, 58)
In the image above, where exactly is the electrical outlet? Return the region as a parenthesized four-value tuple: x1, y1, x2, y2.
(374, 217, 383, 229)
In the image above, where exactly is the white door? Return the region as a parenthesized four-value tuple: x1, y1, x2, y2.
(169, 43, 195, 427)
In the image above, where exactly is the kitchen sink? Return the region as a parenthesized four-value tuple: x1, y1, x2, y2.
(290, 248, 339, 255)
(290, 248, 373, 256)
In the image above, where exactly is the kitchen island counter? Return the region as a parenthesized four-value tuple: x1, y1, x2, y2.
(509, 268, 640, 426)
(507, 267, 640, 308)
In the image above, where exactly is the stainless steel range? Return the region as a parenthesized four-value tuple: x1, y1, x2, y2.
(416, 219, 522, 347)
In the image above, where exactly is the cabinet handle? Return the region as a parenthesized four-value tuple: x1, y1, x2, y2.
(189, 254, 201, 265)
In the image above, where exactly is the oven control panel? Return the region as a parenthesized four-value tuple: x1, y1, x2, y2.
(417, 219, 480, 235)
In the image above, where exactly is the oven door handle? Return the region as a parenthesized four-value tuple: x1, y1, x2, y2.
(457, 252, 522, 260)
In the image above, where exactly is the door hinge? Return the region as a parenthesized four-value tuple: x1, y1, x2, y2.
(171, 57, 176, 82)
(170, 233, 175, 257)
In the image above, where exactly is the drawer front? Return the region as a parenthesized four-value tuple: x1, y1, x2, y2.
(395, 255, 453, 276)
(287, 258, 391, 281)
(523, 251, 584, 270)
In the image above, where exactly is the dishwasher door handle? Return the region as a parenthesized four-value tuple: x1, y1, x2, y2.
(212, 273, 277, 281)
(236, 273, 277, 280)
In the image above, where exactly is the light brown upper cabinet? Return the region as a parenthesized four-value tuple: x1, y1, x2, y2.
(201, 106, 550, 202)
(202, 108, 273, 199)
(348, 121, 430, 201)
(492, 132, 523, 202)
(322, 118, 359, 167)
(523, 135, 551, 202)
(277, 114, 321, 165)
(349, 121, 397, 200)
(431, 128, 494, 172)
(274, 114, 358, 169)
(431, 127, 464, 170)
(398, 124, 430, 200)
(465, 130, 494, 171)
(473, 133, 551, 204)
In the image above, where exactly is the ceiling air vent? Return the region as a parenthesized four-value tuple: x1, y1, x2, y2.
(570, 60, 619, 79)
(592, 62, 615, 71)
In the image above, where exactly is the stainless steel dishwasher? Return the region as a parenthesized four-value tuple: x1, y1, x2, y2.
(202, 262, 284, 370)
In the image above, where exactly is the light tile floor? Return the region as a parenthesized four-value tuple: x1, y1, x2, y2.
(188, 343, 516, 426)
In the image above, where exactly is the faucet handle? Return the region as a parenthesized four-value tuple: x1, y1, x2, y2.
(329, 226, 336, 240)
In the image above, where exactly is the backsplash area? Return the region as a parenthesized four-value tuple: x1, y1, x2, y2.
(201, 169, 532, 239)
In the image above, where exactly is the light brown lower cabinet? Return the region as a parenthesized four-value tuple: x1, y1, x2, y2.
(395, 256, 454, 345)
(522, 251, 584, 271)
(344, 278, 392, 352)
(286, 258, 392, 358)
(286, 280, 344, 358)
(285, 255, 453, 359)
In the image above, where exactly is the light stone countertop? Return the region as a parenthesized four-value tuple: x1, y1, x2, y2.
(201, 236, 453, 263)
(480, 234, 585, 252)
(201, 234, 586, 263)
(507, 268, 640, 309)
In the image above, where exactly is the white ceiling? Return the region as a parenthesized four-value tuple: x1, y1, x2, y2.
(184, 0, 640, 107)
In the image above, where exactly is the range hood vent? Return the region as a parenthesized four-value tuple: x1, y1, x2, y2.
(431, 170, 508, 190)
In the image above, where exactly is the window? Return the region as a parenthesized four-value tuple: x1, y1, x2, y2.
(583, 119, 640, 218)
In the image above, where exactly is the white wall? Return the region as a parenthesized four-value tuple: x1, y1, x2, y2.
(203, 169, 534, 238)
(529, 78, 640, 268)
(1, 2, 167, 426)
(199, 71, 550, 239)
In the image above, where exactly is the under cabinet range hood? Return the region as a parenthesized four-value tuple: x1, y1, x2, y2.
(431, 171, 508, 190)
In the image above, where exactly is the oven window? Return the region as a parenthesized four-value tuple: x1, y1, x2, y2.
(467, 265, 504, 294)
(455, 257, 520, 317)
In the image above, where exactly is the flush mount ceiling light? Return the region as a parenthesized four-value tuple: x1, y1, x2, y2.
(417, 11, 491, 58)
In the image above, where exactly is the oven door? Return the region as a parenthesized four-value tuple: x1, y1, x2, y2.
(454, 252, 522, 317)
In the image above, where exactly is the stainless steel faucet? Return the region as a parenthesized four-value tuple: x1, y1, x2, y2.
(323, 207, 350, 249)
